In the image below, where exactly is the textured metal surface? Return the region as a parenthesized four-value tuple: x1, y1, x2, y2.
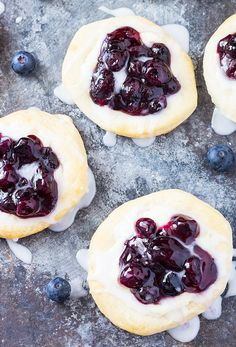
(0, 0, 236, 346)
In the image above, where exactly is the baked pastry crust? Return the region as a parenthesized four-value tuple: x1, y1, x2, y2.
(0, 109, 88, 239)
(204, 13, 236, 122)
(88, 189, 232, 336)
(62, 16, 197, 138)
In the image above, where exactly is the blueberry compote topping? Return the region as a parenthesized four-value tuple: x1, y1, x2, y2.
(217, 33, 236, 79)
(0, 133, 59, 218)
(90, 27, 181, 116)
(119, 216, 217, 304)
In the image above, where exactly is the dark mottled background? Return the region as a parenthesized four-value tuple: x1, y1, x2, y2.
(0, 0, 236, 346)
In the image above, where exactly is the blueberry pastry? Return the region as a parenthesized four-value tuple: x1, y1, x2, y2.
(0, 109, 88, 239)
(62, 16, 197, 138)
(88, 189, 232, 335)
(204, 13, 236, 122)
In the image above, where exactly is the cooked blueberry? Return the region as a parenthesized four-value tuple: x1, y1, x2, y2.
(143, 60, 172, 85)
(160, 272, 184, 296)
(90, 26, 181, 116)
(0, 135, 13, 159)
(218, 33, 236, 78)
(90, 67, 114, 105)
(11, 51, 36, 75)
(135, 218, 157, 238)
(149, 236, 190, 271)
(46, 277, 71, 303)
(132, 285, 161, 304)
(120, 265, 149, 289)
(0, 163, 19, 191)
(104, 50, 129, 72)
(119, 215, 217, 304)
(13, 137, 41, 166)
(15, 188, 40, 217)
(167, 215, 199, 245)
(151, 43, 171, 65)
(207, 144, 235, 172)
(0, 133, 59, 218)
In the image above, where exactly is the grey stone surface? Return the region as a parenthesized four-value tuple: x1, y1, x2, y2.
(0, 0, 236, 346)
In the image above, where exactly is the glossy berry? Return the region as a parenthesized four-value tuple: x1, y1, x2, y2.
(218, 34, 236, 79)
(162, 215, 199, 245)
(207, 144, 235, 172)
(120, 265, 150, 289)
(135, 218, 157, 238)
(119, 215, 217, 304)
(0, 133, 59, 218)
(46, 277, 71, 303)
(160, 272, 184, 296)
(11, 51, 36, 75)
(90, 26, 180, 116)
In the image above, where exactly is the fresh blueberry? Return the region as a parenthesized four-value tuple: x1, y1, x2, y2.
(11, 51, 36, 75)
(207, 144, 235, 172)
(46, 277, 71, 303)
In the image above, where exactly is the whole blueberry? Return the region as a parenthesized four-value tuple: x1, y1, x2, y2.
(207, 144, 235, 172)
(46, 277, 71, 303)
(11, 51, 36, 75)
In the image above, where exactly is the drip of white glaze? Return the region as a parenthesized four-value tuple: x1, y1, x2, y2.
(15, 16, 22, 24)
(113, 65, 127, 93)
(99, 6, 135, 17)
(233, 248, 236, 257)
(202, 296, 222, 320)
(17, 162, 39, 181)
(103, 131, 117, 147)
(138, 56, 152, 62)
(76, 249, 89, 272)
(0, 2, 5, 16)
(54, 83, 75, 105)
(225, 260, 236, 298)
(168, 316, 200, 343)
(70, 276, 88, 298)
(162, 24, 189, 53)
(132, 137, 156, 147)
(6, 239, 32, 264)
(211, 107, 236, 135)
(49, 168, 96, 232)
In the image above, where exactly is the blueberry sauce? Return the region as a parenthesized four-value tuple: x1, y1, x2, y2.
(0, 133, 59, 218)
(90, 27, 181, 116)
(217, 33, 236, 79)
(119, 216, 217, 304)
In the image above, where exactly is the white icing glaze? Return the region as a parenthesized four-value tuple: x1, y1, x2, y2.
(54, 83, 75, 105)
(17, 162, 39, 181)
(103, 131, 117, 147)
(0, 2, 5, 16)
(202, 296, 222, 320)
(113, 65, 127, 93)
(162, 24, 189, 53)
(233, 248, 236, 257)
(168, 316, 200, 342)
(70, 276, 88, 298)
(132, 137, 156, 147)
(225, 260, 236, 298)
(49, 168, 96, 232)
(211, 107, 236, 135)
(99, 6, 135, 17)
(6, 239, 32, 264)
(15, 16, 23, 24)
(76, 248, 89, 272)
